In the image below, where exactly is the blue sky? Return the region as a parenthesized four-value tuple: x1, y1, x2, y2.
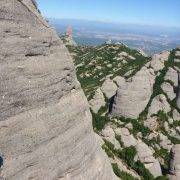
(37, 0, 180, 27)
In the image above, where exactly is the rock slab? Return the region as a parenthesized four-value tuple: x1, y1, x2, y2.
(111, 67, 155, 119)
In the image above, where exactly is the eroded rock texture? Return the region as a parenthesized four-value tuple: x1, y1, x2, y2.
(111, 66, 155, 119)
(0, 1, 116, 179)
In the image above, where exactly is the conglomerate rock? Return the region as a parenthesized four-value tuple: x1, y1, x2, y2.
(150, 51, 170, 72)
(111, 66, 155, 119)
(0, 1, 116, 179)
(136, 142, 162, 178)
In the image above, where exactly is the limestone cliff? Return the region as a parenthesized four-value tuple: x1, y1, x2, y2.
(0, 0, 116, 179)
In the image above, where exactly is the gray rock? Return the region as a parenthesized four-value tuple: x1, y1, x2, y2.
(164, 68, 178, 87)
(161, 82, 176, 100)
(101, 126, 121, 149)
(169, 145, 180, 180)
(164, 121, 170, 132)
(173, 109, 180, 121)
(0, 1, 116, 179)
(101, 79, 118, 99)
(113, 76, 126, 87)
(150, 51, 170, 72)
(89, 88, 106, 113)
(144, 117, 158, 131)
(125, 123, 133, 130)
(148, 94, 171, 117)
(114, 128, 137, 147)
(136, 142, 162, 177)
(169, 118, 174, 125)
(112, 67, 155, 119)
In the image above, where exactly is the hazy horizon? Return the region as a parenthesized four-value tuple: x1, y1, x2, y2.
(37, 0, 180, 28)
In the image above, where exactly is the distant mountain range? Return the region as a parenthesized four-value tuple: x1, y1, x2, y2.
(48, 18, 180, 55)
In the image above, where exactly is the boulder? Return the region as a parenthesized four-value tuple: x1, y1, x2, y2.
(0, 1, 116, 179)
(173, 109, 180, 121)
(148, 94, 171, 117)
(113, 76, 126, 87)
(150, 51, 170, 72)
(161, 82, 176, 100)
(159, 133, 172, 151)
(101, 126, 121, 149)
(169, 145, 180, 180)
(164, 121, 170, 132)
(164, 68, 178, 87)
(89, 88, 106, 113)
(136, 142, 162, 178)
(101, 79, 118, 99)
(144, 117, 158, 131)
(111, 67, 155, 119)
(114, 128, 137, 147)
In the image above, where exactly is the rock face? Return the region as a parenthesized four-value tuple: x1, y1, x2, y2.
(177, 73, 180, 109)
(148, 94, 171, 117)
(161, 82, 176, 100)
(101, 126, 121, 149)
(164, 68, 178, 87)
(0, 1, 116, 179)
(173, 109, 180, 121)
(114, 128, 137, 147)
(89, 88, 106, 113)
(101, 79, 117, 99)
(111, 67, 155, 119)
(150, 51, 170, 72)
(136, 142, 162, 178)
(144, 117, 158, 131)
(169, 145, 180, 180)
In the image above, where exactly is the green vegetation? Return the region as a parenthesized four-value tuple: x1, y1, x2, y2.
(116, 146, 137, 167)
(66, 43, 149, 100)
(92, 111, 110, 131)
(63, 40, 180, 179)
(140, 50, 176, 119)
(102, 143, 114, 159)
(112, 163, 137, 180)
(117, 116, 151, 137)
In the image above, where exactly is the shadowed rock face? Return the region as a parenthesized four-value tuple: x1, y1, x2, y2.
(0, 0, 116, 179)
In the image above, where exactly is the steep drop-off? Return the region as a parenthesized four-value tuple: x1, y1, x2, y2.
(0, 0, 116, 179)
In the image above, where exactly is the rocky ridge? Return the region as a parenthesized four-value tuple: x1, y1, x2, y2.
(66, 38, 180, 179)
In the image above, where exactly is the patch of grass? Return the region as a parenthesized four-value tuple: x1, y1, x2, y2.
(112, 163, 137, 180)
(116, 146, 137, 167)
(92, 111, 110, 131)
(117, 116, 150, 137)
(115, 134, 125, 148)
(102, 144, 114, 159)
